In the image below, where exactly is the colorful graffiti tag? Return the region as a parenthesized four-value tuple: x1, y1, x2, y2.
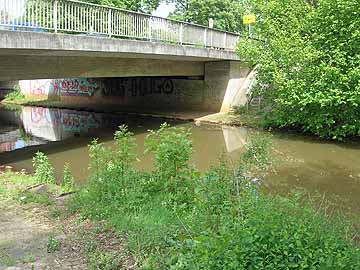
(51, 78, 99, 97)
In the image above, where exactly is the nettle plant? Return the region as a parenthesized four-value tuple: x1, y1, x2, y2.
(32, 151, 55, 184)
(144, 123, 194, 186)
(62, 162, 75, 192)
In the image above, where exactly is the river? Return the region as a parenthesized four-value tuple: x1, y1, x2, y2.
(0, 105, 359, 217)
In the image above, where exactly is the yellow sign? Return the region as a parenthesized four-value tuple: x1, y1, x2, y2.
(243, 14, 256, 24)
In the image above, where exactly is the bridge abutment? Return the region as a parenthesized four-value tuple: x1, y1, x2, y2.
(204, 61, 253, 112)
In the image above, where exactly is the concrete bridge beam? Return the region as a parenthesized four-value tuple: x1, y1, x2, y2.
(0, 55, 205, 81)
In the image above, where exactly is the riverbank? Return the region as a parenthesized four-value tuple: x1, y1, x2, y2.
(0, 170, 136, 269)
(1, 125, 359, 269)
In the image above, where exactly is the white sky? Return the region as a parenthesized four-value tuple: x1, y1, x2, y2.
(152, 2, 175, 18)
(0, 0, 26, 18)
(0, 1, 175, 19)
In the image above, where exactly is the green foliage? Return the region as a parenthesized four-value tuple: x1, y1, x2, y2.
(62, 163, 74, 192)
(32, 152, 56, 184)
(144, 123, 193, 181)
(238, 0, 360, 139)
(231, 104, 248, 115)
(0, 171, 38, 201)
(114, 125, 137, 173)
(4, 85, 25, 102)
(85, 0, 160, 14)
(47, 236, 60, 253)
(70, 124, 359, 269)
(167, 0, 245, 32)
(20, 192, 54, 206)
(88, 251, 120, 270)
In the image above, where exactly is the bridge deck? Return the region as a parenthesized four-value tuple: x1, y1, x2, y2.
(0, 30, 240, 62)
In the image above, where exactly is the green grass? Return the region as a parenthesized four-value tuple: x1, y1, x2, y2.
(0, 171, 38, 201)
(0, 170, 64, 206)
(68, 125, 360, 269)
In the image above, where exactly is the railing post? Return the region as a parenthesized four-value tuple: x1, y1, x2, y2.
(223, 32, 227, 49)
(148, 17, 152, 41)
(108, 9, 112, 37)
(54, 0, 58, 33)
(179, 23, 183, 45)
(204, 28, 207, 47)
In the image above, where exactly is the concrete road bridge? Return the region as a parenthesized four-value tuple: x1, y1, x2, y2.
(0, 0, 255, 113)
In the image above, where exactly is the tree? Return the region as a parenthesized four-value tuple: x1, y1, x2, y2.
(85, 0, 161, 14)
(238, 0, 360, 139)
(166, 0, 246, 32)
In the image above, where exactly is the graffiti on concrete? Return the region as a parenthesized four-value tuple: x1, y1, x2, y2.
(102, 78, 174, 97)
(20, 80, 60, 97)
(52, 78, 99, 97)
(21, 77, 177, 99)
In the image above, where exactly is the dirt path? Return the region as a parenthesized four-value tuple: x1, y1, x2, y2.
(0, 202, 86, 270)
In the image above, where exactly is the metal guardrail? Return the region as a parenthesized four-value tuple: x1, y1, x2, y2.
(0, 0, 239, 51)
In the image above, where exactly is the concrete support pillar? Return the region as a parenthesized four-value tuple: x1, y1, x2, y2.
(204, 61, 253, 112)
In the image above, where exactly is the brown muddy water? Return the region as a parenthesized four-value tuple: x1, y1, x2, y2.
(0, 105, 359, 217)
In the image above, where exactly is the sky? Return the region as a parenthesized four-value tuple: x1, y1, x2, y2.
(0, 1, 175, 19)
(152, 2, 176, 18)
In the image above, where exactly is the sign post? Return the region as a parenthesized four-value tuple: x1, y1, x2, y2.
(243, 14, 256, 37)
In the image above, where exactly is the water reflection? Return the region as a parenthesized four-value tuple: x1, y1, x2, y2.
(22, 106, 115, 141)
(0, 105, 359, 216)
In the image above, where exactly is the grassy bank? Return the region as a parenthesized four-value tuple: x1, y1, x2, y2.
(68, 124, 359, 269)
(1, 122, 359, 269)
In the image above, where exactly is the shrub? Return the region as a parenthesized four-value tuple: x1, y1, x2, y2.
(144, 123, 193, 181)
(4, 84, 25, 102)
(62, 163, 74, 192)
(32, 151, 55, 184)
(71, 124, 360, 269)
(238, 0, 360, 139)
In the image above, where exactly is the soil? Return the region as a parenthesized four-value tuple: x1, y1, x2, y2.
(0, 201, 86, 270)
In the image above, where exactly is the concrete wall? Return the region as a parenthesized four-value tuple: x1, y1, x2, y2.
(204, 61, 252, 112)
(20, 77, 208, 111)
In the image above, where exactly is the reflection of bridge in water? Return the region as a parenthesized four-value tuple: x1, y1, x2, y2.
(0, 106, 249, 154)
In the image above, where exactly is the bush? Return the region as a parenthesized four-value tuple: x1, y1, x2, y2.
(32, 151, 55, 184)
(62, 163, 74, 192)
(238, 0, 360, 139)
(4, 85, 25, 102)
(71, 124, 360, 269)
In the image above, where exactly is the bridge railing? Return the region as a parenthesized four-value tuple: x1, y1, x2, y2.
(0, 0, 239, 51)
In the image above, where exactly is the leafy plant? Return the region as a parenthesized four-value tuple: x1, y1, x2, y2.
(238, 0, 360, 140)
(47, 236, 60, 253)
(70, 124, 360, 269)
(4, 85, 25, 102)
(62, 163, 74, 192)
(113, 125, 137, 176)
(32, 151, 55, 184)
(144, 123, 193, 182)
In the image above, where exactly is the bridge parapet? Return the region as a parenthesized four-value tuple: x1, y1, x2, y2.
(0, 0, 239, 51)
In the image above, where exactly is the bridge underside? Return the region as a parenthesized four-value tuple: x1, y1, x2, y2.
(0, 31, 253, 113)
(0, 55, 205, 81)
